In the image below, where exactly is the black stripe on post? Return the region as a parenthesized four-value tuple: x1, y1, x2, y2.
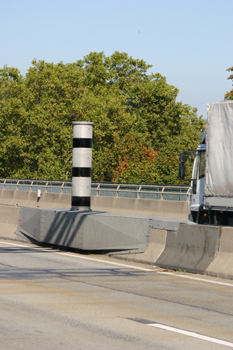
(72, 167, 92, 177)
(73, 138, 93, 148)
(72, 196, 91, 207)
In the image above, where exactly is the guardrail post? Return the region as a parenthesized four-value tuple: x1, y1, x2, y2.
(96, 183, 100, 196)
(161, 187, 165, 200)
(137, 185, 141, 199)
(187, 187, 191, 202)
(116, 184, 120, 198)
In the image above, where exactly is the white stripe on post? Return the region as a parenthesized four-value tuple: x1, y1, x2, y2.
(71, 121, 94, 210)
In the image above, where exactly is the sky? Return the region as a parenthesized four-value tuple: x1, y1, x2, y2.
(0, 0, 232, 119)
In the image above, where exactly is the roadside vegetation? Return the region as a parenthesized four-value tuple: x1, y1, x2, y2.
(0, 52, 206, 183)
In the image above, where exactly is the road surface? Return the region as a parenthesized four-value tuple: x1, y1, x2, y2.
(0, 240, 232, 349)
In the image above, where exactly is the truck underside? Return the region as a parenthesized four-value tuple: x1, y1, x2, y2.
(189, 209, 233, 226)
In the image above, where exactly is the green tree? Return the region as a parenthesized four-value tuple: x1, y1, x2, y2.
(77, 52, 204, 182)
(0, 53, 205, 183)
(0, 66, 26, 177)
(225, 66, 233, 100)
(0, 61, 83, 179)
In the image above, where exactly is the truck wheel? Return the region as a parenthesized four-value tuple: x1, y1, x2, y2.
(189, 212, 197, 223)
(200, 214, 209, 225)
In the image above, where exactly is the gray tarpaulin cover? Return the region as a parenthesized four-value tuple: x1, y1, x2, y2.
(205, 101, 233, 197)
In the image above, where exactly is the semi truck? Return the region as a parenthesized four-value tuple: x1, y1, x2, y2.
(179, 100, 233, 225)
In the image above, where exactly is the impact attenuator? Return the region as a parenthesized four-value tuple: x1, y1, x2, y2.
(15, 120, 150, 253)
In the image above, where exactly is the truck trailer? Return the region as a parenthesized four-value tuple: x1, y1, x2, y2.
(179, 100, 233, 225)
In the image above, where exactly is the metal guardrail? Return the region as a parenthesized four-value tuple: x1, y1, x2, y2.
(0, 179, 190, 201)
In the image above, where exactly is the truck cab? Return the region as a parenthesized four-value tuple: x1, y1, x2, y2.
(179, 101, 233, 226)
(189, 144, 207, 223)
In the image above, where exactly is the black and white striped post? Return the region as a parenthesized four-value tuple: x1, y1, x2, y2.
(71, 121, 94, 211)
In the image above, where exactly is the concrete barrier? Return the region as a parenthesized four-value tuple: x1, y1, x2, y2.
(0, 190, 71, 208)
(154, 223, 220, 274)
(0, 205, 23, 241)
(0, 190, 232, 280)
(0, 190, 190, 219)
(0, 190, 189, 245)
(114, 223, 233, 279)
(206, 227, 233, 280)
(91, 196, 189, 219)
(111, 228, 167, 265)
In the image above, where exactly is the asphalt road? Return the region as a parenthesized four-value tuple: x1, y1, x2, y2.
(0, 240, 232, 350)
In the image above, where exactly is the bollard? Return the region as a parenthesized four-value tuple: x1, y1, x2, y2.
(71, 121, 94, 210)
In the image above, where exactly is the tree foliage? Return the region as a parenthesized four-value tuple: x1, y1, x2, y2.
(225, 66, 233, 100)
(0, 52, 205, 183)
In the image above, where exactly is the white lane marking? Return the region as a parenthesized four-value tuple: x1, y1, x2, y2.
(148, 323, 233, 348)
(0, 241, 154, 272)
(54, 251, 155, 271)
(157, 271, 233, 287)
(1, 240, 233, 285)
